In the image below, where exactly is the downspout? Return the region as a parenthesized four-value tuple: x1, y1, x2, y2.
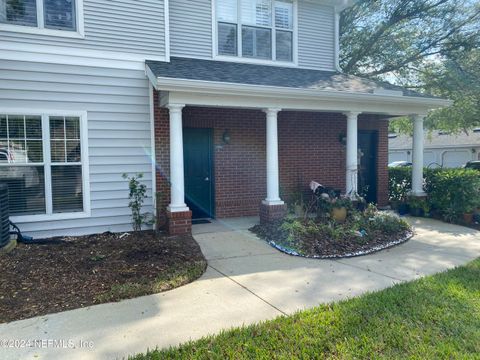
(334, 7, 342, 72)
(149, 82, 157, 224)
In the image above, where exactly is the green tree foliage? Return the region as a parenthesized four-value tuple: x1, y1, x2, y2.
(340, 0, 480, 134)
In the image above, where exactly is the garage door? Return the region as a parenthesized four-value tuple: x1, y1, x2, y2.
(389, 151, 409, 163)
(442, 150, 471, 168)
(424, 151, 437, 167)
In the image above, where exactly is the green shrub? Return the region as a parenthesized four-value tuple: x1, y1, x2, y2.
(388, 167, 412, 203)
(122, 173, 154, 232)
(426, 168, 480, 218)
(368, 212, 411, 235)
(388, 167, 480, 221)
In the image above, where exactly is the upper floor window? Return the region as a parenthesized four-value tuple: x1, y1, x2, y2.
(0, 0, 79, 33)
(216, 0, 295, 63)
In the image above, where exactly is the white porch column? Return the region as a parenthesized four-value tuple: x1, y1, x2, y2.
(167, 104, 189, 212)
(345, 111, 361, 197)
(262, 108, 284, 205)
(411, 114, 426, 196)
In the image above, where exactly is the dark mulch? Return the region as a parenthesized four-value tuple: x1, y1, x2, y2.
(250, 221, 411, 258)
(0, 231, 207, 324)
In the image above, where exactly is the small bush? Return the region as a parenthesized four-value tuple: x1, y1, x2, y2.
(122, 173, 154, 232)
(388, 167, 480, 221)
(368, 212, 411, 235)
(389, 167, 412, 203)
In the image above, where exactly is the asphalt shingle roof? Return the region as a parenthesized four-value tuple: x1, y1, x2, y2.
(146, 57, 438, 99)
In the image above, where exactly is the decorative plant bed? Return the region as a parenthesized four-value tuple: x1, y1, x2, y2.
(0, 231, 207, 324)
(251, 206, 413, 259)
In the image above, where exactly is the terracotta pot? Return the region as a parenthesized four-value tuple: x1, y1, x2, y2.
(463, 212, 474, 224)
(331, 207, 347, 223)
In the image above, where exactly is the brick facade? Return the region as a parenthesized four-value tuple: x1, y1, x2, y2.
(153, 90, 389, 229)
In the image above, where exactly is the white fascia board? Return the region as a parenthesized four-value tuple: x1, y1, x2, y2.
(153, 76, 452, 115)
(165, 90, 441, 117)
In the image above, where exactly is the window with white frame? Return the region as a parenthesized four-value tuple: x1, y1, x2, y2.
(216, 0, 294, 62)
(0, 0, 77, 31)
(0, 113, 86, 217)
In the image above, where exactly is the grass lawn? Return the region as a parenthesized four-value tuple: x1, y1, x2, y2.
(132, 258, 480, 359)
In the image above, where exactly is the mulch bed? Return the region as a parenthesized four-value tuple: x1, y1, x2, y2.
(250, 221, 412, 259)
(0, 231, 207, 324)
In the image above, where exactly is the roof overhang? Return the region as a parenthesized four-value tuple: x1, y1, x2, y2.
(146, 66, 452, 117)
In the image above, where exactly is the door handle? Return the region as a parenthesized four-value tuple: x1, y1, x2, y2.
(204, 177, 209, 181)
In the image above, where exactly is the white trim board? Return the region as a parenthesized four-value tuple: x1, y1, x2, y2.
(0, 43, 166, 70)
(147, 71, 452, 115)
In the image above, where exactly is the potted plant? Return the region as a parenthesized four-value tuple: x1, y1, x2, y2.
(408, 196, 430, 217)
(397, 201, 410, 216)
(389, 177, 411, 215)
(330, 197, 351, 223)
(463, 206, 474, 224)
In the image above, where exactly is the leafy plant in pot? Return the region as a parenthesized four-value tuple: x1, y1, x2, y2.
(389, 177, 411, 215)
(407, 196, 430, 217)
(463, 206, 474, 224)
(330, 197, 352, 223)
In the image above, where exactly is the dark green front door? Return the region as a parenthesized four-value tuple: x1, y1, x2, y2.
(358, 131, 378, 204)
(183, 128, 214, 219)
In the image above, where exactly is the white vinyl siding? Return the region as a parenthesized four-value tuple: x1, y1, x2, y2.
(0, 59, 153, 238)
(169, 0, 336, 70)
(297, 1, 335, 70)
(0, 0, 165, 57)
(169, 0, 212, 59)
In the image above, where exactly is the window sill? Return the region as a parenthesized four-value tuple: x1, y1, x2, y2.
(11, 211, 91, 224)
(214, 55, 298, 67)
(0, 23, 84, 39)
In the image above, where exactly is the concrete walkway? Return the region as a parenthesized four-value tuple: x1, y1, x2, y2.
(1, 217, 479, 360)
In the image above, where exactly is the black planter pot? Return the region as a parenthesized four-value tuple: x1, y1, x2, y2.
(410, 207, 424, 217)
(397, 203, 410, 215)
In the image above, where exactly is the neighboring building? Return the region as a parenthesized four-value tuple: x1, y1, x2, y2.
(389, 130, 480, 168)
(0, 0, 450, 237)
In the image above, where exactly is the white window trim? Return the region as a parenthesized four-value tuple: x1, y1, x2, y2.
(1, 108, 91, 223)
(212, 0, 298, 66)
(0, 0, 85, 39)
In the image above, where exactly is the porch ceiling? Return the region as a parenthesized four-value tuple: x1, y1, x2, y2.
(146, 57, 451, 116)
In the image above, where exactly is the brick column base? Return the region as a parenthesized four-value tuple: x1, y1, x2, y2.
(260, 203, 287, 224)
(167, 210, 192, 235)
